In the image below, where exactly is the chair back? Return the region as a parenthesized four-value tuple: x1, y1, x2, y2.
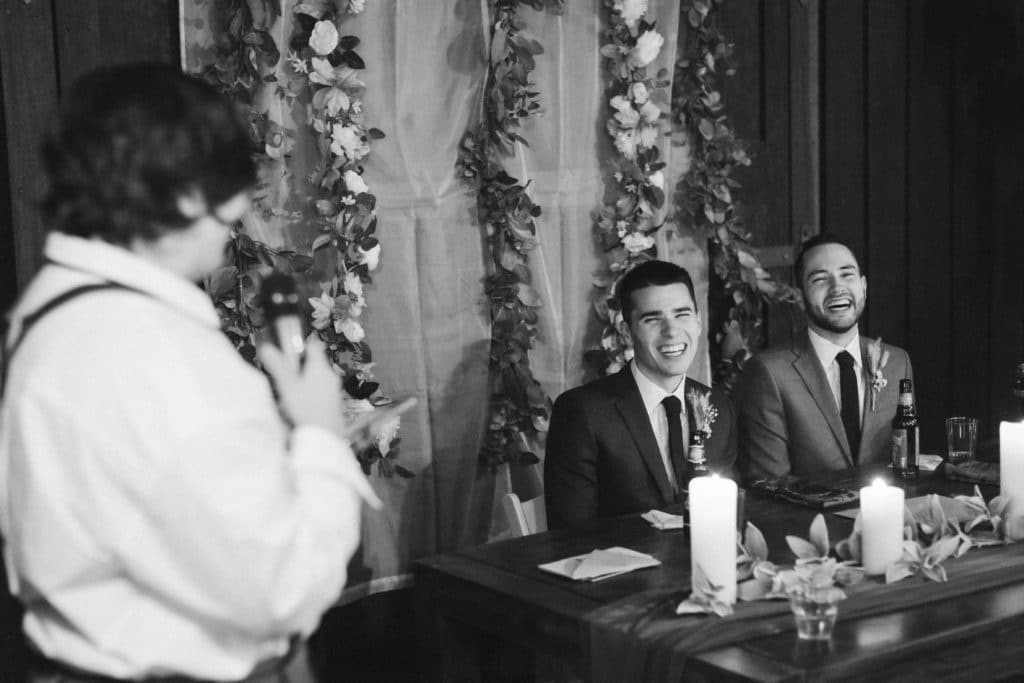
(502, 493, 548, 537)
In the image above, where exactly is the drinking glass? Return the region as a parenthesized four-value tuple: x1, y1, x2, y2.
(789, 587, 842, 640)
(945, 417, 978, 465)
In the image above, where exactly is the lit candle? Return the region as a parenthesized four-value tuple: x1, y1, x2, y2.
(1000, 421, 1024, 518)
(688, 474, 737, 604)
(860, 479, 904, 575)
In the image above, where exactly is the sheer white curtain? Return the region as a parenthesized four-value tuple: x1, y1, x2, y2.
(181, 0, 701, 602)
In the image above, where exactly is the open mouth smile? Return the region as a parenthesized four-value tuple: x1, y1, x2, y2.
(824, 297, 854, 314)
(658, 343, 689, 357)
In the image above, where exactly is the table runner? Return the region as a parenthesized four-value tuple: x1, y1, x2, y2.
(586, 540, 1024, 682)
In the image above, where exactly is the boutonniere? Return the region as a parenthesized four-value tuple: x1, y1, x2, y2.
(866, 338, 890, 411)
(687, 387, 718, 442)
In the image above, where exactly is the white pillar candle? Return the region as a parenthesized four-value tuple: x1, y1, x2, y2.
(688, 474, 737, 604)
(1000, 421, 1024, 518)
(860, 479, 904, 575)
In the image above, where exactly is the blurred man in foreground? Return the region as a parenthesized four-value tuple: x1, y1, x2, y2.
(0, 63, 378, 682)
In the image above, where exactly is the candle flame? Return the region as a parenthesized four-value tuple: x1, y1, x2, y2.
(872, 478, 886, 488)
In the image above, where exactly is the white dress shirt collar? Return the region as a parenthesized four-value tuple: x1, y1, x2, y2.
(42, 232, 221, 329)
(807, 326, 865, 414)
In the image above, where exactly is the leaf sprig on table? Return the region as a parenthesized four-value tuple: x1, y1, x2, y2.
(835, 491, 1024, 585)
(737, 514, 859, 603)
(677, 564, 734, 617)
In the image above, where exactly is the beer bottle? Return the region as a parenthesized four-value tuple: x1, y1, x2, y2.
(891, 379, 919, 480)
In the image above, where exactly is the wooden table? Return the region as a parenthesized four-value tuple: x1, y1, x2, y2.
(416, 465, 1024, 682)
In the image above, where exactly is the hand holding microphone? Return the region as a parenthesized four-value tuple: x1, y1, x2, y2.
(257, 273, 418, 446)
(259, 272, 306, 372)
(258, 273, 346, 439)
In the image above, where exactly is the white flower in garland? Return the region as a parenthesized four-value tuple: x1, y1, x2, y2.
(337, 317, 365, 343)
(309, 293, 337, 330)
(309, 20, 339, 55)
(622, 232, 655, 254)
(331, 123, 369, 160)
(629, 81, 649, 104)
(357, 243, 382, 270)
(648, 170, 665, 189)
(614, 0, 648, 31)
(628, 30, 664, 68)
(347, 0, 366, 14)
(342, 169, 368, 195)
(317, 87, 351, 117)
(613, 129, 639, 159)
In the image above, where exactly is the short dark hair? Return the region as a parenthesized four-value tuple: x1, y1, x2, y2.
(616, 260, 697, 324)
(41, 63, 257, 245)
(793, 233, 861, 283)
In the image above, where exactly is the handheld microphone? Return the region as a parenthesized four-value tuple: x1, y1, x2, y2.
(259, 272, 306, 369)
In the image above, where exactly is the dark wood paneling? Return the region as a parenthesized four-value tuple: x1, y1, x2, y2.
(949, 31, 991, 439)
(54, 0, 179, 87)
(906, 0, 954, 452)
(0, 0, 60, 289)
(821, 0, 866, 259)
(864, 0, 907, 345)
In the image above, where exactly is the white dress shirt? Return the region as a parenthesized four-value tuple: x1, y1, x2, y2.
(807, 327, 865, 421)
(630, 362, 689, 491)
(0, 233, 380, 680)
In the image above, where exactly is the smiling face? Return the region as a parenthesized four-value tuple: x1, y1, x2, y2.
(800, 242, 867, 343)
(623, 283, 702, 392)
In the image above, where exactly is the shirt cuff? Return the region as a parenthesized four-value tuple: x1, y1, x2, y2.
(291, 425, 383, 510)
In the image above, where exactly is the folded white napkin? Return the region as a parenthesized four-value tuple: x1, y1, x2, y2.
(538, 547, 661, 581)
(642, 509, 685, 530)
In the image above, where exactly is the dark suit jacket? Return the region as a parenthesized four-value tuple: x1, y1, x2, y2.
(544, 367, 737, 529)
(737, 330, 913, 484)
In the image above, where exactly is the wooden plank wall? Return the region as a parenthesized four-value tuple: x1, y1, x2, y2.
(0, 0, 178, 308)
(719, 0, 1023, 451)
(819, 0, 1024, 451)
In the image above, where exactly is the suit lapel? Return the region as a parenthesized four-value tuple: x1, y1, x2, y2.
(612, 369, 675, 504)
(791, 332, 854, 464)
(858, 336, 886, 461)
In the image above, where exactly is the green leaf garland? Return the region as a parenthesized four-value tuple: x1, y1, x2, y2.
(588, 0, 673, 376)
(674, 0, 799, 393)
(199, 0, 409, 477)
(458, 0, 562, 470)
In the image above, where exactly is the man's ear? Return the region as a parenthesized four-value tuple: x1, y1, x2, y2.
(616, 312, 633, 346)
(175, 191, 207, 221)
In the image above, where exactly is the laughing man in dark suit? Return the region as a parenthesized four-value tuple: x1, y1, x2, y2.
(544, 260, 737, 529)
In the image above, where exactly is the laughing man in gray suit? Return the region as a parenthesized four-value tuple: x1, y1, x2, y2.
(737, 233, 913, 483)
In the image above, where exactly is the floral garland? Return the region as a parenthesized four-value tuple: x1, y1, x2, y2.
(458, 0, 562, 471)
(201, 0, 409, 477)
(587, 0, 672, 376)
(673, 0, 799, 393)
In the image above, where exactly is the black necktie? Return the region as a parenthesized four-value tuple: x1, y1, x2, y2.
(836, 350, 861, 460)
(662, 396, 687, 494)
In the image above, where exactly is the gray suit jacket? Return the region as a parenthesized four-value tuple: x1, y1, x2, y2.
(737, 330, 913, 484)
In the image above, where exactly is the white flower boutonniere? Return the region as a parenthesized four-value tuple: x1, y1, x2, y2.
(866, 337, 890, 411)
(687, 387, 718, 438)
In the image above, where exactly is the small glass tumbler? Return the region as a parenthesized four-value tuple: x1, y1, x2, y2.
(789, 587, 842, 640)
(945, 417, 978, 465)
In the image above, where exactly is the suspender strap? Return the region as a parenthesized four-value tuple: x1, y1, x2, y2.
(1, 282, 142, 400)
